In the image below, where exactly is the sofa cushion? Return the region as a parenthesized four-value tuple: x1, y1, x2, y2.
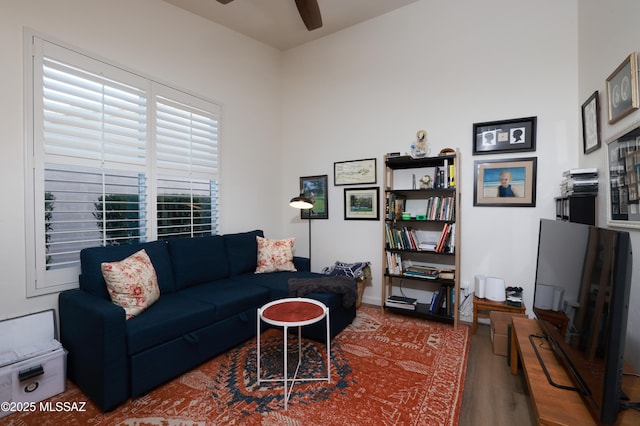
(80, 240, 175, 299)
(232, 271, 320, 300)
(224, 230, 264, 276)
(168, 235, 230, 290)
(255, 236, 296, 273)
(102, 249, 160, 319)
(125, 293, 218, 355)
(180, 279, 270, 321)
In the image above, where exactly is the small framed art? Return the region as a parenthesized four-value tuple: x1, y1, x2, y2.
(473, 157, 537, 207)
(472, 116, 537, 155)
(606, 52, 639, 124)
(299, 175, 328, 219)
(334, 158, 377, 185)
(582, 91, 601, 154)
(344, 187, 379, 220)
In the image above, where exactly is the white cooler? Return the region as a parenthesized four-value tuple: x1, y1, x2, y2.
(0, 310, 66, 419)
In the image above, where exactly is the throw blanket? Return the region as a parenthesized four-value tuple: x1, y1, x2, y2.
(288, 276, 357, 308)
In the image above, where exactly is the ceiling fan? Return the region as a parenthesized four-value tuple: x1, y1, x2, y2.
(216, 0, 323, 31)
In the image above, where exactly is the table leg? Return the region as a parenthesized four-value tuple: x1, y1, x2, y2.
(283, 324, 289, 410)
(257, 309, 262, 383)
(473, 303, 478, 334)
(510, 323, 519, 375)
(326, 308, 331, 382)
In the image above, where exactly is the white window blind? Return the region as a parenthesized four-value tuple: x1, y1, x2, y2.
(26, 34, 220, 296)
(155, 86, 220, 239)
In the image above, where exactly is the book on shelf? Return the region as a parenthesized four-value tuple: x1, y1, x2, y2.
(387, 295, 417, 305)
(403, 266, 439, 279)
(438, 269, 455, 280)
(429, 285, 450, 315)
(386, 295, 417, 310)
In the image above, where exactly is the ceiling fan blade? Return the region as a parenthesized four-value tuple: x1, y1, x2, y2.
(295, 0, 322, 31)
(217, 0, 234, 4)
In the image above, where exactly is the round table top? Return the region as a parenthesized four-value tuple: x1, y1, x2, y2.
(260, 298, 327, 327)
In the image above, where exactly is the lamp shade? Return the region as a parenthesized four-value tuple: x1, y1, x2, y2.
(289, 194, 313, 210)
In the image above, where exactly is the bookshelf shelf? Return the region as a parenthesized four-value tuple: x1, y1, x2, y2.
(382, 151, 461, 328)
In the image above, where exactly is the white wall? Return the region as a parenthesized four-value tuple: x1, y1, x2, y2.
(0, 0, 282, 320)
(578, 0, 640, 369)
(281, 0, 579, 318)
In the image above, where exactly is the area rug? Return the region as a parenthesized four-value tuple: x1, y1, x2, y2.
(5, 305, 470, 426)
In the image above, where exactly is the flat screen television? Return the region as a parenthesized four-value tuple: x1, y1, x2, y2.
(533, 219, 633, 425)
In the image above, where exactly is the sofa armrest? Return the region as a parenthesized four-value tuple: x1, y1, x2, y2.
(293, 256, 310, 272)
(59, 289, 129, 411)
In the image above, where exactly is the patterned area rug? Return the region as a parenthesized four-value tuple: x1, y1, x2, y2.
(5, 305, 470, 426)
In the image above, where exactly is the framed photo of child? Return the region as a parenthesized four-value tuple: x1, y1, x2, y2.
(473, 157, 537, 207)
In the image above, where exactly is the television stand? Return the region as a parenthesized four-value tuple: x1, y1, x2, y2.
(510, 317, 640, 425)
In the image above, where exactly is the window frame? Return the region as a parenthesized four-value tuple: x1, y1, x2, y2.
(24, 30, 221, 297)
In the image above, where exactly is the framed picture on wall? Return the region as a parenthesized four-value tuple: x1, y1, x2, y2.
(344, 187, 379, 220)
(472, 116, 537, 155)
(606, 122, 640, 228)
(473, 157, 537, 207)
(606, 52, 639, 124)
(299, 175, 328, 219)
(334, 158, 377, 185)
(582, 91, 601, 154)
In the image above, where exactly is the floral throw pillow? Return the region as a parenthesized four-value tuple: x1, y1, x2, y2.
(101, 249, 160, 319)
(255, 236, 297, 274)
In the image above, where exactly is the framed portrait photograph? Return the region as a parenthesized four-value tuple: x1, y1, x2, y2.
(473, 157, 537, 207)
(334, 158, 377, 185)
(582, 91, 601, 154)
(344, 187, 379, 220)
(606, 123, 640, 228)
(472, 116, 537, 155)
(299, 175, 328, 219)
(606, 52, 639, 124)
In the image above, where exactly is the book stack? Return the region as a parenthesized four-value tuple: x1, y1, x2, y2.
(386, 295, 417, 310)
(506, 286, 523, 307)
(403, 264, 439, 279)
(561, 168, 598, 196)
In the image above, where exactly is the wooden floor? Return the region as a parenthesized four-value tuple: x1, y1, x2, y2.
(459, 323, 536, 426)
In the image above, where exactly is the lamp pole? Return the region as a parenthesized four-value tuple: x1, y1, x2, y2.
(289, 194, 314, 271)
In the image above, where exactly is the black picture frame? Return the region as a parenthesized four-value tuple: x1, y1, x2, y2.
(299, 175, 328, 219)
(344, 187, 379, 220)
(334, 158, 377, 186)
(582, 91, 601, 154)
(473, 157, 537, 207)
(472, 116, 537, 155)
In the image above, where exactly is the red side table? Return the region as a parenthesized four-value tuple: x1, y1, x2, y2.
(257, 297, 330, 410)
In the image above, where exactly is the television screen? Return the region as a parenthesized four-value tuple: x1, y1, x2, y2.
(533, 219, 632, 424)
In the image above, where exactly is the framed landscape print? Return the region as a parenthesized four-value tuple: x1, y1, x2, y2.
(344, 187, 379, 220)
(299, 175, 328, 219)
(472, 116, 537, 155)
(606, 52, 639, 124)
(473, 157, 537, 207)
(334, 158, 377, 185)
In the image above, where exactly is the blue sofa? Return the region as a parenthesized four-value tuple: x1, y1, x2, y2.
(58, 230, 357, 412)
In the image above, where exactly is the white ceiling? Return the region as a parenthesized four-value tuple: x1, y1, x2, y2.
(163, 0, 419, 51)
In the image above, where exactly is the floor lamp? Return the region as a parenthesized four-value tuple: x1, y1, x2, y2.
(289, 194, 313, 269)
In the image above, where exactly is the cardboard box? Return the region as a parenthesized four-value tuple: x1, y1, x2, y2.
(490, 311, 527, 356)
(0, 310, 66, 418)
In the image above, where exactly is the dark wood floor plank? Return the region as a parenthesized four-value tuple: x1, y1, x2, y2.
(459, 323, 535, 426)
